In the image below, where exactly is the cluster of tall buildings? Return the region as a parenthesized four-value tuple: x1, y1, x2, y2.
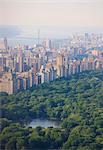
(0, 34, 103, 94)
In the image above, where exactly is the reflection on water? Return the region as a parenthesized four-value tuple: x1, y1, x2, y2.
(28, 118, 61, 128)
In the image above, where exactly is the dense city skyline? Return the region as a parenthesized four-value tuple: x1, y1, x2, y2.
(0, 33, 103, 94)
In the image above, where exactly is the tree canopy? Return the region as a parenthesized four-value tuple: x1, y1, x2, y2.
(0, 70, 103, 149)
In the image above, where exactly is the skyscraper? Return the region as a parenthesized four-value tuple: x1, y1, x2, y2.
(4, 37, 8, 50)
(43, 39, 52, 49)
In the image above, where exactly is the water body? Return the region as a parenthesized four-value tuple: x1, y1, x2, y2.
(27, 118, 61, 128)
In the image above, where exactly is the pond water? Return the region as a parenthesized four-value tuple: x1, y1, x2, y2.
(27, 118, 61, 128)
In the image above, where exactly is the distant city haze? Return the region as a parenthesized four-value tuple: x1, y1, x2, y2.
(0, 25, 102, 47)
(0, 0, 103, 45)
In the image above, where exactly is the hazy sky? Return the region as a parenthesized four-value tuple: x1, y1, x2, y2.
(0, 0, 103, 27)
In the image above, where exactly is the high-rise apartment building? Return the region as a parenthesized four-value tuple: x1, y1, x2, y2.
(0, 72, 17, 94)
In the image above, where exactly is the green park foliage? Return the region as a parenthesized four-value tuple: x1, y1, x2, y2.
(0, 70, 103, 150)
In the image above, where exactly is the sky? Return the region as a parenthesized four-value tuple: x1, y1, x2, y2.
(0, 0, 103, 27)
(0, 0, 103, 39)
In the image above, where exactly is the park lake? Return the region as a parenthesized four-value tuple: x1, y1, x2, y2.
(27, 118, 61, 128)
